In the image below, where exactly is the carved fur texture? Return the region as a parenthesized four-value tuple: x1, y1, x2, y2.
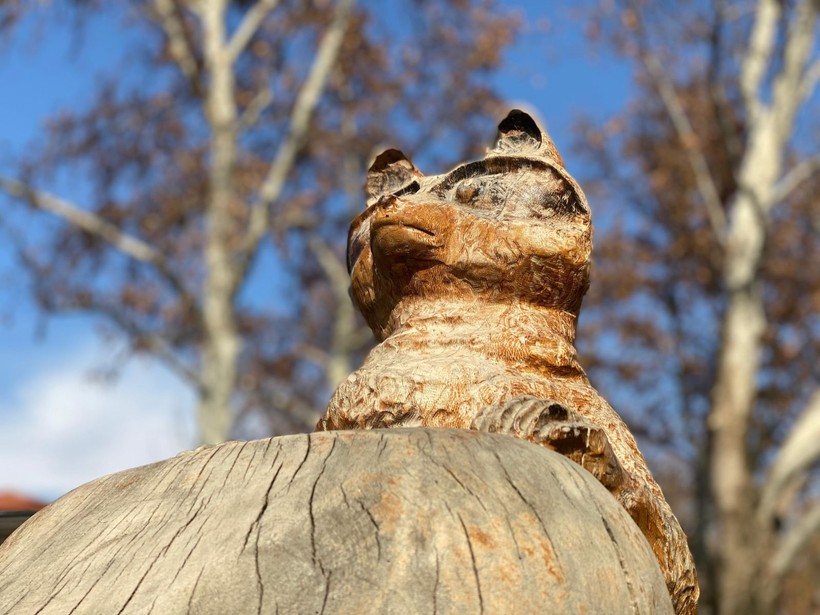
(317, 110, 699, 614)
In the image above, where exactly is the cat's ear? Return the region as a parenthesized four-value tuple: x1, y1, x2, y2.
(365, 149, 423, 205)
(493, 109, 563, 164)
(496, 110, 542, 148)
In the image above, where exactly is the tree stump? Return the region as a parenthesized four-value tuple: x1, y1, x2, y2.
(0, 429, 673, 614)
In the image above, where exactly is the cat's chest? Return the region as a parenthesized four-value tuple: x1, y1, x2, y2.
(325, 351, 559, 429)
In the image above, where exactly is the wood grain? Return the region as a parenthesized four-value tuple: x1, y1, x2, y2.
(0, 430, 672, 614)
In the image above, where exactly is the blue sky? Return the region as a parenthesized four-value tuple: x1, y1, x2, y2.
(0, 2, 632, 501)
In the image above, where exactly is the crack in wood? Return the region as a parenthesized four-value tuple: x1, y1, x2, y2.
(457, 514, 484, 614)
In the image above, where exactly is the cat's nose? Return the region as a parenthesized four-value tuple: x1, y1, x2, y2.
(374, 194, 400, 212)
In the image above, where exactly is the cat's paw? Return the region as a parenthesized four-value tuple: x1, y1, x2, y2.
(472, 395, 626, 492)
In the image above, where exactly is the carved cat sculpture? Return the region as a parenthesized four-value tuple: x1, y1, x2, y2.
(317, 110, 698, 614)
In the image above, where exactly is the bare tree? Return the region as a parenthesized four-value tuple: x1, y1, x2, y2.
(576, 1, 818, 613)
(0, 0, 517, 443)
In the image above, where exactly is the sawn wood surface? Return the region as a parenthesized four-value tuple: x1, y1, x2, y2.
(0, 429, 672, 614)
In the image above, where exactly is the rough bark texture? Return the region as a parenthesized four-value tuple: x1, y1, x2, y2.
(0, 429, 672, 614)
(319, 110, 698, 613)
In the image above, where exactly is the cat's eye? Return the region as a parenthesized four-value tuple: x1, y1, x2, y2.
(455, 183, 479, 203)
(392, 181, 420, 198)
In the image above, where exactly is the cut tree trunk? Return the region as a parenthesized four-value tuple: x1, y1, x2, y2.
(0, 429, 673, 614)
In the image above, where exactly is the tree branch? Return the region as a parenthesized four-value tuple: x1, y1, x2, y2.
(759, 389, 820, 524)
(771, 0, 818, 137)
(151, 0, 202, 95)
(102, 306, 204, 389)
(640, 51, 728, 244)
(293, 342, 332, 369)
(308, 236, 363, 388)
(0, 177, 162, 266)
(0, 177, 195, 309)
(237, 86, 273, 133)
(257, 384, 319, 431)
(706, 0, 744, 173)
(21, 261, 203, 389)
(771, 503, 820, 582)
(226, 0, 281, 62)
(739, 0, 781, 121)
(771, 155, 820, 204)
(238, 0, 354, 269)
(799, 58, 820, 103)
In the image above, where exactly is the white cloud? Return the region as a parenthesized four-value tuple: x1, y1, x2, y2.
(0, 343, 196, 502)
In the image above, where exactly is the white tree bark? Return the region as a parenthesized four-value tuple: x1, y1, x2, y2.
(151, 0, 202, 93)
(706, 1, 818, 613)
(633, 0, 819, 610)
(0, 178, 164, 267)
(180, 0, 353, 443)
(758, 389, 820, 524)
(197, 0, 243, 444)
(0, 0, 354, 444)
(239, 0, 354, 268)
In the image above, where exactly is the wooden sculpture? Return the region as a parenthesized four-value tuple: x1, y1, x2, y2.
(318, 110, 699, 614)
